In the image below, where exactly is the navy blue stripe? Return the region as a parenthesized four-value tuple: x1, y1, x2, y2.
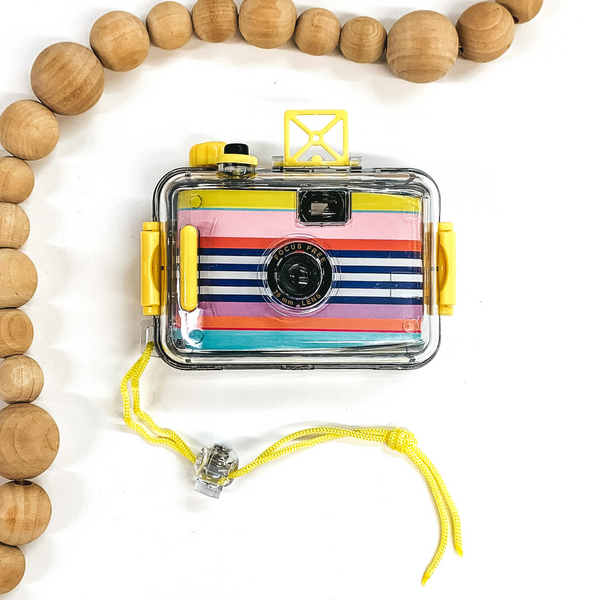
(199, 279, 423, 290)
(200, 295, 422, 305)
(200, 263, 263, 272)
(200, 279, 263, 287)
(339, 265, 422, 275)
(198, 248, 421, 259)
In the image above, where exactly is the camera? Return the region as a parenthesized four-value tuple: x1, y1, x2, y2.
(141, 111, 455, 370)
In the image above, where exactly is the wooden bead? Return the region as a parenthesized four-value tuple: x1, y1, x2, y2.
(90, 11, 150, 72)
(31, 42, 104, 116)
(0, 481, 52, 546)
(340, 17, 387, 64)
(0, 356, 44, 404)
(0, 543, 25, 594)
(192, 0, 238, 43)
(387, 11, 459, 83)
(239, 0, 297, 50)
(147, 2, 193, 49)
(0, 157, 34, 205)
(457, 2, 515, 63)
(0, 101, 59, 162)
(0, 250, 37, 309)
(295, 8, 340, 56)
(0, 203, 30, 249)
(0, 404, 59, 480)
(0, 309, 33, 358)
(497, 0, 543, 24)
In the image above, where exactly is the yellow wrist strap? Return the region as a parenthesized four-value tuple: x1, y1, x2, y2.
(121, 342, 463, 585)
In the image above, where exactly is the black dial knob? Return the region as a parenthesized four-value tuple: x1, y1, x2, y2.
(224, 143, 249, 155)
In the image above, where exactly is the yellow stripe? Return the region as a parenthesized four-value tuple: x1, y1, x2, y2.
(178, 190, 420, 213)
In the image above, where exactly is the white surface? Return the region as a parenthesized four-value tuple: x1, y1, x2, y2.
(1, 1, 599, 598)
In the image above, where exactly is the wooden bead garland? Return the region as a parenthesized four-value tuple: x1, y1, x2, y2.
(31, 42, 105, 116)
(0, 100, 59, 161)
(387, 11, 459, 83)
(239, 0, 297, 50)
(0, 309, 33, 358)
(0, 403, 59, 480)
(0, 0, 543, 593)
(0, 543, 25, 594)
(0, 158, 34, 205)
(498, 0, 543, 24)
(90, 11, 150, 72)
(295, 8, 341, 56)
(340, 17, 387, 64)
(457, 2, 516, 63)
(0, 249, 37, 309)
(147, 2, 193, 49)
(0, 356, 44, 404)
(0, 481, 52, 546)
(192, 0, 238, 43)
(0, 204, 30, 250)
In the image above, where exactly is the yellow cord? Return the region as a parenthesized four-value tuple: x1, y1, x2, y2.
(121, 342, 195, 464)
(122, 343, 462, 585)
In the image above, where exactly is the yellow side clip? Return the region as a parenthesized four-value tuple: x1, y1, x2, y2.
(284, 109, 350, 167)
(141, 222, 162, 316)
(437, 223, 456, 316)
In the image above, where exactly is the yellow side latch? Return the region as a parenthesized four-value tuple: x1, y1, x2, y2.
(141, 222, 163, 316)
(437, 223, 456, 316)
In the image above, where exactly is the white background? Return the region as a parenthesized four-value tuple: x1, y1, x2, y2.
(1, 0, 599, 598)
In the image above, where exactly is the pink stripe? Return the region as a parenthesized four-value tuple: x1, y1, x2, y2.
(178, 209, 421, 241)
(199, 301, 423, 320)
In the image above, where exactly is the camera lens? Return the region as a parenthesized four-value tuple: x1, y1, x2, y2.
(266, 241, 333, 309)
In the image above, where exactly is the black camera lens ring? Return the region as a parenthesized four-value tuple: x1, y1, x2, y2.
(266, 241, 333, 309)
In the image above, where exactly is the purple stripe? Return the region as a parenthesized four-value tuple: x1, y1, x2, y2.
(198, 301, 423, 320)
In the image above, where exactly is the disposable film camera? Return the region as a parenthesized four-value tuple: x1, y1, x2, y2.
(141, 110, 456, 370)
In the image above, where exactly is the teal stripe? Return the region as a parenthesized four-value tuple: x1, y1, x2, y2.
(183, 330, 422, 351)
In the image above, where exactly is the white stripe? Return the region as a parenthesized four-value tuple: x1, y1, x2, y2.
(200, 270, 262, 280)
(199, 255, 262, 265)
(335, 273, 423, 283)
(336, 289, 423, 298)
(201, 286, 263, 295)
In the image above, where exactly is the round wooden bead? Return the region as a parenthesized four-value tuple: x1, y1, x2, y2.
(0, 158, 34, 205)
(0, 203, 30, 249)
(295, 8, 341, 56)
(192, 0, 238, 43)
(239, 0, 297, 50)
(387, 11, 459, 83)
(90, 11, 150, 72)
(147, 2, 193, 49)
(0, 543, 25, 594)
(457, 2, 515, 63)
(0, 481, 52, 546)
(0, 404, 59, 480)
(340, 17, 387, 64)
(0, 356, 44, 404)
(0, 101, 59, 162)
(0, 250, 37, 309)
(31, 42, 104, 116)
(0, 309, 34, 358)
(497, 0, 543, 24)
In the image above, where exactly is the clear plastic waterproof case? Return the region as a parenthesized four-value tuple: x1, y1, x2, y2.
(141, 111, 455, 370)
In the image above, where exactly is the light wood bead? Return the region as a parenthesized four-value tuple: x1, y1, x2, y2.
(192, 0, 238, 43)
(0, 101, 59, 162)
(90, 11, 150, 72)
(0, 404, 59, 481)
(387, 11, 459, 83)
(340, 17, 387, 64)
(0, 356, 44, 404)
(31, 42, 104, 116)
(0, 481, 52, 546)
(0, 250, 37, 309)
(0, 203, 30, 249)
(147, 2, 193, 49)
(239, 0, 297, 50)
(497, 0, 543, 24)
(457, 2, 515, 63)
(0, 543, 25, 595)
(0, 308, 33, 358)
(0, 310, 33, 358)
(295, 8, 340, 56)
(0, 157, 34, 205)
